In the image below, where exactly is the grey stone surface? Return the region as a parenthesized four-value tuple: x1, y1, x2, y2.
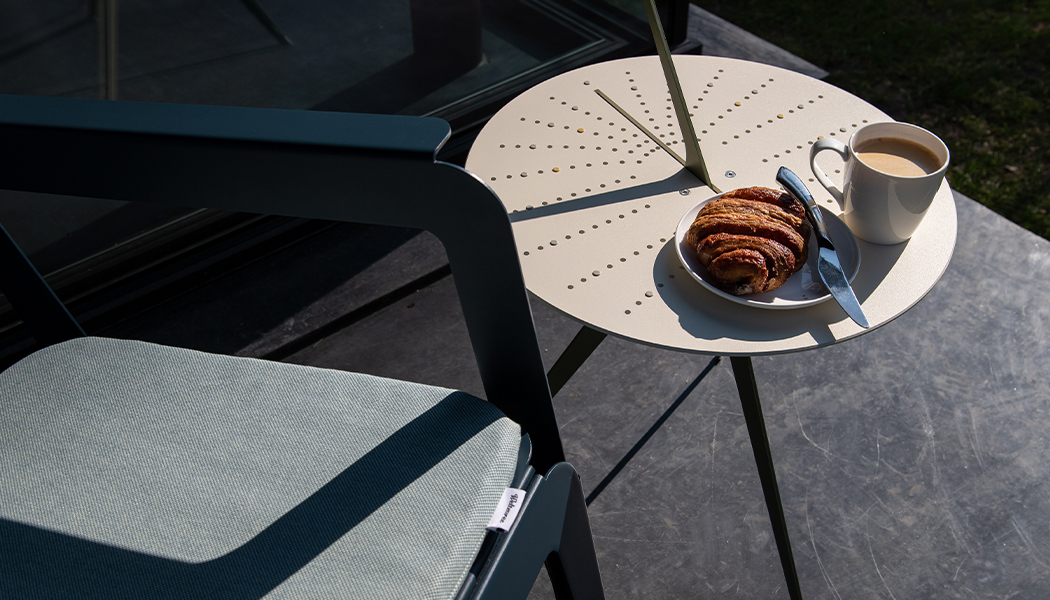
(101, 224, 446, 358)
(283, 274, 484, 397)
(232, 229, 448, 359)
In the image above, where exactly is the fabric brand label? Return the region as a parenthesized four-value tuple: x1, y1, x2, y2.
(486, 487, 526, 532)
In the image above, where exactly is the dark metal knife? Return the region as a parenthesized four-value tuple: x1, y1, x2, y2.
(776, 167, 869, 328)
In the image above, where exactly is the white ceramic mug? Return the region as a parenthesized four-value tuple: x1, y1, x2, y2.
(810, 121, 949, 245)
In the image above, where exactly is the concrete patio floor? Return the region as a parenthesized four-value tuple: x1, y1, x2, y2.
(4, 3, 1050, 599)
(105, 188, 1050, 600)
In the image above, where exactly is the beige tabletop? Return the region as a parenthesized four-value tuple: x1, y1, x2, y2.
(466, 55, 956, 356)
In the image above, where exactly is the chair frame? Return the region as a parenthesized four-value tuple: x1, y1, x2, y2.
(0, 94, 603, 599)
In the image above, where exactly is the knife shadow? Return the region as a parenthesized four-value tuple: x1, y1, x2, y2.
(850, 237, 909, 301)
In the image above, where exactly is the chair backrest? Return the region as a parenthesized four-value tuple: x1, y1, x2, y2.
(0, 94, 566, 472)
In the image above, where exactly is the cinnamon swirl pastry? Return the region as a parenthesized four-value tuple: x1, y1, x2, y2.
(686, 187, 812, 296)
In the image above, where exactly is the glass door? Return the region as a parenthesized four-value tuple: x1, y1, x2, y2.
(0, 0, 688, 358)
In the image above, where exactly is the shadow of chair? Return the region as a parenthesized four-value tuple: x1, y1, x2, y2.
(0, 94, 604, 600)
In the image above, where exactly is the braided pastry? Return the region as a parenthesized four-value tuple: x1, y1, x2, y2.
(685, 187, 812, 296)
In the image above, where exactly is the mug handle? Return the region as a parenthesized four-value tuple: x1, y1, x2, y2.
(809, 137, 849, 203)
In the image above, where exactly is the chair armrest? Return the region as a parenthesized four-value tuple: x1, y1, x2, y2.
(0, 95, 566, 472)
(0, 95, 450, 158)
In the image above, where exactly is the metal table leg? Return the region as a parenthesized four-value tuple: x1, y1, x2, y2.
(730, 356, 803, 600)
(546, 326, 607, 397)
(548, 333, 803, 597)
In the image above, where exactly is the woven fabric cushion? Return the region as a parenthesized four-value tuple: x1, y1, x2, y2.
(0, 337, 521, 600)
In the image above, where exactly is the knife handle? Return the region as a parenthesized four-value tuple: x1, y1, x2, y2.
(776, 167, 835, 251)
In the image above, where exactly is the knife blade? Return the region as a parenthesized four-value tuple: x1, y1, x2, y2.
(776, 167, 869, 328)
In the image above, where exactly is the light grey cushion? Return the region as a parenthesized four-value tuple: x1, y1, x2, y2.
(0, 336, 521, 599)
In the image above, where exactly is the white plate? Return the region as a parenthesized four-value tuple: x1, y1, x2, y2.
(675, 193, 862, 309)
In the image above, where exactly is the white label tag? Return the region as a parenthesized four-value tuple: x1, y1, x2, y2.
(486, 487, 526, 531)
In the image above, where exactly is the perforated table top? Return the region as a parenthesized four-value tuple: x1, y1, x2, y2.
(466, 56, 956, 356)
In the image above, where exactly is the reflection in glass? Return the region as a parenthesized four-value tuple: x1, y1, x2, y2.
(0, 0, 686, 354)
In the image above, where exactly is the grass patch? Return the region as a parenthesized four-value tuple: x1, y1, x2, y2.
(699, 0, 1050, 238)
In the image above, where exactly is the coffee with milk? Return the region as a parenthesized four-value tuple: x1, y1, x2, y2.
(855, 137, 943, 177)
